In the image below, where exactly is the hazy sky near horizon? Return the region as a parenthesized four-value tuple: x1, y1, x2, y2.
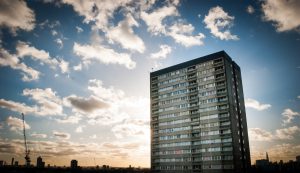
(0, 0, 300, 167)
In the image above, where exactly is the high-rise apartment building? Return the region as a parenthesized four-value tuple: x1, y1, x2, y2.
(150, 51, 250, 173)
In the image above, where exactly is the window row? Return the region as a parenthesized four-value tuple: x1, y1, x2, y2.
(199, 104, 229, 113)
(159, 118, 191, 126)
(153, 147, 233, 156)
(158, 75, 187, 86)
(157, 69, 187, 80)
(155, 138, 232, 148)
(158, 82, 189, 92)
(159, 134, 190, 141)
(155, 164, 233, 170)
(159, 126, 191, 133)
(155, 155, 232, 163)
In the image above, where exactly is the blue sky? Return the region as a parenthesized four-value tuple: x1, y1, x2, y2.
(0, 0, 300, 167)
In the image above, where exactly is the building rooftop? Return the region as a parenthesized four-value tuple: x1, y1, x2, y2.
(150, 50, 235, 77)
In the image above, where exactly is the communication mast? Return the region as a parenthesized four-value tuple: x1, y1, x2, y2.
(22, 113, 30, 167)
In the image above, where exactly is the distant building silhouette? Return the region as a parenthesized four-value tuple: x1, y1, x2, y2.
(70, 160, 78, 168)
(36, 156, 45, 168)
(256, 152, 270, 168)
(296, 155, 300, 163)
(11, 158, 14, 166)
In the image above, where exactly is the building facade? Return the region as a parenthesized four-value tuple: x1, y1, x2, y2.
(150, 51, 250, 173)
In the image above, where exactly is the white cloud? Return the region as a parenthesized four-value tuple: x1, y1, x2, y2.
(282, 108, 299, 125)
(298, 96, 300, 99)
(58, 59, 69, 73)
(39, 20, 60, 29)
(0, 88, 64, 117)
(16, 41, 59, 69)
(62, 0, 133, 30)
(167, 22, 205, 47)
(275, 126, 300, 140)
(55, 114, 81, 124)
(141, 5, 179, 35)
(112, 119, 149, 139)
(0, 98, 37, 114)
(73, 63, 82, 71)
(53, 131, 70, 140)
(51, 30, 58, 36)
(6, 116, 30, 132)
(0, 0, 35, 34)
(261, 0, 300, 32)
(245, 98, 271, 111)
(106, 14, 145, 53)
(247, 5, 255, 14)
(249, 128, 273, 141)
(75, 126, 84, 133)
(150, 44, 172, 59)
(87, 79, 125, 101)
(89, 134, 97, 139)
(249, 126, 300, 141)
(204, 6, 239, 40)
(22, 88, 63, 116)
(55, 38, 63, 49)
(73, 42, 136, 69)
(0, 47, 40, 81)
(31, 132, 47, 138)
(76, 26, 83, 33)
(64, 95, 110, 113)
(0, 41, 69, 81)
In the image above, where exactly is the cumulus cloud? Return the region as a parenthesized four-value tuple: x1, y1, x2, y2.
(6, 116, 30, 132)
(249, 128, 273, 141)
(31, 132, 47, 138)
(106, 14, 145, 53)
(53, 131, 70, 140)
(245, 98, 271, 111)
(89, 134, 97, 139)
(204, 6, 239, 40)
(58, 59, 69, 73)
(298, 96, 300, 99)
(247, 5, 255, 14)
(51, 30, 58, 36)
(141, 5, 179, 35)
(73, 63, 82, 71)
(150, 44, 172, 59)
(249, 126, 300, 141)
(23, 88, 63, 116)
(112, 119, 149, 139)
(87, 79, 125, 101)
(55, 114, 81, 124)
(261, 0, 300, 32)
(65, 95, 110, 113)
(55, 38, 63, 48)
(75, 126, 84, 133)
(16, 41, 59, 68)
(0, 88, 65, 117)
(0, 98, 37, 114)
(73, 42, 136, 69)
(167, 22, 205, 47)
(0, 47, 40, 81)
(282, 108, 299, 125)
(76, 26, 83, 33)
(0, 0, 35, 34)
(275, 126, 300, 140)
(0, 41, 69, 81)
(61, 0, 133, 30)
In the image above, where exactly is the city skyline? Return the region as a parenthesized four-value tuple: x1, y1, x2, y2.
(0, 0, 300, 168)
